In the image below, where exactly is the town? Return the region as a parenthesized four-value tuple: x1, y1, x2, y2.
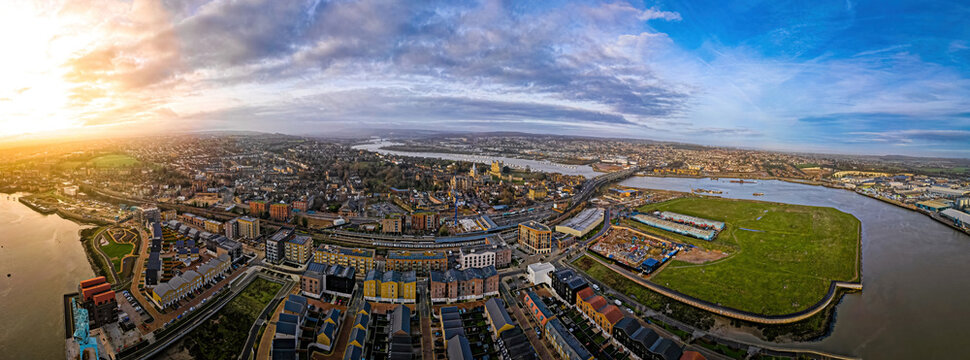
(0, 132, 967, 360)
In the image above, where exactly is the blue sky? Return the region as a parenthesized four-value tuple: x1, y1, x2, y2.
(5, 0, 969, 156)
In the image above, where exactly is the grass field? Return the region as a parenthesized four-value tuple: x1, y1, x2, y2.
(100, 235, 134, 272)
(636, 197, 860, 315)
(184, 277, 283, 360)
(90, 154, 140, 167)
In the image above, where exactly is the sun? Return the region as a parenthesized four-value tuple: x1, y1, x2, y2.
(0, 1, 104, 137)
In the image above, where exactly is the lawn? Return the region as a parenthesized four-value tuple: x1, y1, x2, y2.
(100, 234, 134, 272)
(637, 197, 860, 315)
(184, 277, 283, 360)
(90, 154, 140, 168)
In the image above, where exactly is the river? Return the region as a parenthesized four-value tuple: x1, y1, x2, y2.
(352, 140, 600, 178)
(618, 176, 970, 359)
(351, 140, 970, 358)
(0, 193, 94, 359)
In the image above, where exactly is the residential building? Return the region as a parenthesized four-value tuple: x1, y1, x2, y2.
(551, 269, 589, 303)
(484, 298, 516, 339)
(459, 243, 512, 268)
(363, 269, 417, 303)
(314, 308, 341, 352)
(265, 227, 293, 264)
(249, 200, 268, 216)
(78, 277, 118, 329)
(576, 287, 624, 336)
(382, 214, 403, 233)
(152, 255, 230, 308)
(285, 235, 313, 264)
(270, 203, 292, 221)
(385, 250, 447, 274)
(523, 291, 554, 327)
(388, 305, 413, 359)
(237, 216, 261, 239)
(544, 318, 594, 360)
(527, 262, 555, 286)
(518, 221, 552, 254)
(408, 211, 438, 231)
(528, 188, 547, 200)
(314, 245, 375, 277)
(429, 266, 499, 303)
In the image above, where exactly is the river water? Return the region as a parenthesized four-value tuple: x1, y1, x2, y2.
(352, 139, 970, 358)
(352, 140, 600, 178)
(0, 194, 94, 359)
(618, 176, 970, 359)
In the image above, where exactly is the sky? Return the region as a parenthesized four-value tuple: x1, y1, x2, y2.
(0, 0, 968, 157)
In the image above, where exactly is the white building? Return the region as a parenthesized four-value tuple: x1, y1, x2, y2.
(459, 248, 495, 269)
(527, 262, 556, 286)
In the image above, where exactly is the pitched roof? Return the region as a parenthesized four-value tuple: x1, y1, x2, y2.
(586, 295, 607, 310)
(650, 338, 683, 360)
(390, 305, 411, 336)
(485, 298, 515, 332)
(614, 316, 640, 337)
(576, 287, 595, 301)
(680, 350, 707, 360)
(599, 304, 624, 325)
(447, 335, 474, 360)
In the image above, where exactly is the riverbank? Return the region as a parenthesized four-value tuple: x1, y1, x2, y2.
(636, 174, 970, 238)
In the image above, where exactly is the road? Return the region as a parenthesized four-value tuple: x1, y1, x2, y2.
(128, 226, 164, 332)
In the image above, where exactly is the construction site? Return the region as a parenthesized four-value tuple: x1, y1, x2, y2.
(589, 226, 684, 273)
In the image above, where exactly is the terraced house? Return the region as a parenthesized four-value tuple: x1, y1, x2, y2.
(151, 254, 230, 308)
(576, 287, 624, 337)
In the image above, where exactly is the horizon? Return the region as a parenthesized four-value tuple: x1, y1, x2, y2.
(1, 0, 969, 157)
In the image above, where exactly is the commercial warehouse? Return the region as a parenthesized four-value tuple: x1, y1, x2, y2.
(555, 208, 605, 237)
(632, 214, 717, 241)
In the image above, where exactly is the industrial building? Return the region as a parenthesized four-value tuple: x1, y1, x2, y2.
(555, 208, 605, 237)
(633, 214, 717, 241)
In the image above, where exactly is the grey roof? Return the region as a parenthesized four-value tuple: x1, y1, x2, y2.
(649, 338, 683, 360)
(614, 316, 640, 338)
(631, 326, 660, 349)
(354, 313, 370, 328)
(306, 262, 328, 275)
(349, 327, 367, 346)
(365, 269, 380, 281)
(485, 298, 515, 331)
(389, 305, 411, 336)
(546, 318, 592, 360)
(343, 345, 363, 360)
(447, 335, 474, 360)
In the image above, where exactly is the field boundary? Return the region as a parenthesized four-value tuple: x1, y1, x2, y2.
(582, 254, 862, 324)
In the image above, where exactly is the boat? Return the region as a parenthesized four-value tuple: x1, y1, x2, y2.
(730, 179, 757, 184)
(753, 193, 765, 196)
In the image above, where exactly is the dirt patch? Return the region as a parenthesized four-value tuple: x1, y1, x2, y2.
(675, 247, 729, 264)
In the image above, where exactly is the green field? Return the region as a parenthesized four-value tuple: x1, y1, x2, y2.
(90, 154, 140, 168)
(100, 235, 134, 272)
(184, 277, 283, 360)
(637, 197, 860, 315)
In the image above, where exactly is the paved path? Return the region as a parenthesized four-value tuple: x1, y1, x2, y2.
(508, 295, 555, 360)
(128, 226, 163, 333)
